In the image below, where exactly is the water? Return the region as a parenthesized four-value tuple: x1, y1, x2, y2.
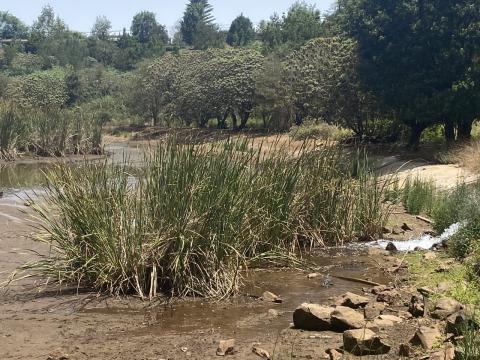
(364, 222, 462, 251)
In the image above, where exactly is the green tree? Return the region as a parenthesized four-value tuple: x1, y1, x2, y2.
(227, 14, 255, 47)
(180, 0, 214, 46)
(91, 15, 112, 40)
(282, 2, 323, 46)
(131, 11, 169, 57)
(336, 0, 480, 147)
(259, 14, 284, 52)
(0, 11, 28, 39)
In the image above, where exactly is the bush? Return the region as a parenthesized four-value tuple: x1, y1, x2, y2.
(290, 120, 353, 141)
(402, 177, 436, 215)
(23, 138, 389, 298)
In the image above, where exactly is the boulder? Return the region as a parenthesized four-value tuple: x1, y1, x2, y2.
(378, 314, 403, 323)
(261, 291, 282, 303)
(293, 303, 333, 331)
(343, 329, 391, 356)
(216, 339, 235, 356)
(364, 302, 386, 319)
(330, 306, 365, 331)
(367, 317, 394, 331)
(410, 326, 442, 350)
(306, 273, 321, 279)
(431, 298, 464, 319)
(429, 343, 455, 360)
(386, 242, 398, 252)
(402, 223, 413, 231)
(335, 292, 370, 309)
(408, 295, 425, 317)
(371, 285, 391, 295)
(376, 289, 401, 304)
(446, 311, 477, 336)
(325, 349, 343, 360)
(392, 226, 404, 235)
(252, 346, 270, 359)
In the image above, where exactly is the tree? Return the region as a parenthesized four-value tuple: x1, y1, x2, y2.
(0, 11, 28, 39)
(31, 5, 66, 41)
(131, 11, 169, 57)
(180, 0, 214, 46)
(282, 2, 323, 46)
(227, 14, 255, 47)
(91, 15, 112, 40)
(335, 0, 480, 147)
(259, 14, 284, 52)
(192, 22, 224, 50)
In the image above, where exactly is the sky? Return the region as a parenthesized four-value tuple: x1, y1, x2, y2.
(2, 0, 336, 35)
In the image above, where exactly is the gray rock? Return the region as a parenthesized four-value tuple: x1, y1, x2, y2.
(446, 311, 477, 336)
(261, 291, 282, 303)
(331, 306, 365, 331)
(343, 329, 391, 356)
(335, 292, 370, 309)
(432, 298, 464, 319)
(293, 303, 333, 331)
(429, 343, 455, 360)
(216, 339, 235, 356)
(410, 326, 442, 350)
(386, 242, 398, 252)
(376, 289, 401, 304)
(364, 302, 386, 319)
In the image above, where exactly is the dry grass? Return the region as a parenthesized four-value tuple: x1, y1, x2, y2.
(454, 141, 480, 174)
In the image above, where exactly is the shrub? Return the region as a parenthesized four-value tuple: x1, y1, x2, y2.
(290, 120, 353, 141)
(402, 176, 436, 215)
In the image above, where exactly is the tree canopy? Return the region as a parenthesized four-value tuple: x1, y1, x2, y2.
(227, 14, 255, 47)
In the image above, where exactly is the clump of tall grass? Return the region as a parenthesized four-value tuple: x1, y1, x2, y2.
(22, 137, 389, 299)
(0, 102, 103, 160)
(402, 176, 436, 215)
(290, 119, 353, 141)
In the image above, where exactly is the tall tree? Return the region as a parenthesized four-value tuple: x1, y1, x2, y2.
(0, 11, 28, 39)
(131, 11, 168, 44)
(180, 0, 214, 46)
(336, 0, 480, 147)
(91, 15, 112, 40)
(282, 2, 323, 45)
(227, 14, 255, 47)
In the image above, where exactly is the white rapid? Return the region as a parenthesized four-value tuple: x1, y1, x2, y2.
(365, 222, 463, 251)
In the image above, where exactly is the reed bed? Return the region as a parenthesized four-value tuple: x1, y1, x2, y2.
(24, 137, 389, 299)
(0, 103, 103, 161)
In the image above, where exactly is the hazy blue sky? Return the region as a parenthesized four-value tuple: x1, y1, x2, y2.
(2, 1, 336, 34)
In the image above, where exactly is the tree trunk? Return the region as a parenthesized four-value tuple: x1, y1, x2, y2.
(458, 120, 473, 141)
(444, 120, 455, 145)
(217, 112, 228, 129)
(295, 113, 303, 126)
(238, 112, 250, 130)
(231, 111, 238, 130)
(408, 123, 425, 150)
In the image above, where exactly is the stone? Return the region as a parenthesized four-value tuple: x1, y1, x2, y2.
(306, 273, 321, 279)
(398, 343, 411, 357)
(378, 314, 403, 323)
(424, 251, 437, 260)
(398, 310, 413, 320)
(429, 343, 455, 360)
(431, 298, 464, 319)
(293, 303, 333, 331)
(382, 227, 391, 234)
(216, 339, 235, 356)
(261, 291, 282, 303)
(364, 302, 386, 319)
(343, 329, 391, 356)
(367, 317, 394, 330)
(402, 223, 413, 231)
(436, 282, 452, 293)
(330, 306, 365, 331)
(410, 326, 442, 350)
(386, 242, 398, 252)
(371, 285, 391, 295)
(267, 309, 281, 317)
(408, 295, 425, 317)
(252, 346, 270, 359)
(446, 311, 477, 336)
(335, 292, 370, 309)
(376, 289, 401, 304)
(326, 348, 343, 360)
(392, 226, 404, 235)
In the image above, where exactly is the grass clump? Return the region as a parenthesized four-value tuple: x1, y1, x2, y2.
(289, 120, 353, 141)
(23, 137, 389, 299)
(401, 176, 436, 215)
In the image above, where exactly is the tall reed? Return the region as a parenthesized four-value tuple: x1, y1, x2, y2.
(24, 137, 389, 298)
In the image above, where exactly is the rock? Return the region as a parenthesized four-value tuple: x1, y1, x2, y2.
(322, 274, 334, 287)
(431, 298, 464, 319)
(435, 264, 451, 273)
(267, 309, 281, 317)
(371, 285, 391, 295)
(378, 314, 403, 323)
(343, 329, 391, 356)
(417, 287, 435, 297)
(424, 251, 437, 260)
(326, 348, 343, 360)
(367, 317, 394, 330)
(382, 226, 391, 234)
(368, 248, 390, 256)
(364, 302, 386, 319)
(446, 311, 477, 335)
(306, 272, 321, 279)
(335, 292, 370, 309)
(429, 343, 455, 360)
(410, 326, 442, 350)
(392, 226, 404, 235)
(398, 310, 413, 320)
(216, 339, 235, 356)
(398, 343, 411, 357)
(293, 303, 333, 331)
(402, 223, 413, 231)
(330, 306, 365, 331)
(409, 295, 425, 317)
(436, 282, 452, 293)
(386, 242, 398, 252)
(252, 346, 270, 359)
(376, 289, 401, 304)
(261, 291, 282, 303)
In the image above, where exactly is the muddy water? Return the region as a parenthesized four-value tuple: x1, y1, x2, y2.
(84, 251, 388, 338)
